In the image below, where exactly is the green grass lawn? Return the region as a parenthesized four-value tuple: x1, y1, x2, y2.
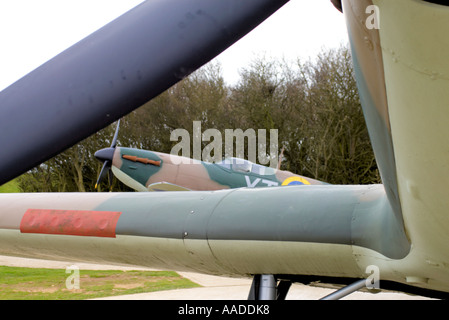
(0, 266, 200, 300)
(0, 179, 21, 193)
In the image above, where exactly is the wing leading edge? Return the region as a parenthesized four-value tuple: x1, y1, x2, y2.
(0, 185, 410, 282)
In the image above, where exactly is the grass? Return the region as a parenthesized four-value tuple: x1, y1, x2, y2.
(0, 266, 200, 300)
(0, 179, 21, 193)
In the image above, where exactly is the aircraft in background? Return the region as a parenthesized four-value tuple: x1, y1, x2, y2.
(93, 121, 325, 192)
(1, 0, 449, 300)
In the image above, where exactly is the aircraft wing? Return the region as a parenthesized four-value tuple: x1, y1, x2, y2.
(147, 182, 191, 192)
(0, 184, 408, 278)
(1, 0, 449, 300)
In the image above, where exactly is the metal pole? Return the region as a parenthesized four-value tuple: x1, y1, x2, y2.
(320, 279, 367, 300)
(258, 274, 277, 300)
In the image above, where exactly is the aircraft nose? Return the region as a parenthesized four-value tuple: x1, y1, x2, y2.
(94, 147, 115, 163)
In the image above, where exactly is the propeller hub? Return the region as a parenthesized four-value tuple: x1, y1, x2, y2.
(94, 147, 116, 163)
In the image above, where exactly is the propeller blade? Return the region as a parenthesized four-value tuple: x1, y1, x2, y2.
(110, 120, 120, 149)
(95, 161, 111, 190)
(0, 0, 289, 185)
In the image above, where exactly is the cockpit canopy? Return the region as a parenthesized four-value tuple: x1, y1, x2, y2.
(216, 158, 276, 176)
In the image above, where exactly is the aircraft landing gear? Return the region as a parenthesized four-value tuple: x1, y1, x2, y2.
(248, 276, 370, 300)
(248, 275, 292, 300)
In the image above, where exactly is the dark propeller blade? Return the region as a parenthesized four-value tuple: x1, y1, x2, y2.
(95, 161, 111, 190)
(0, 0, 289, 185)
(110, 119, 120, 149)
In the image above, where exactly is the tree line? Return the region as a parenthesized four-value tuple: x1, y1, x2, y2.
(16, 45, 380, 192)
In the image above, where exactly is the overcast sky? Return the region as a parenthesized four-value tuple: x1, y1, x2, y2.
(0, 0, 348, 91)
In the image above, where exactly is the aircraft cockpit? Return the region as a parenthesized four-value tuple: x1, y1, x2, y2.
(216, 158, 276, 176)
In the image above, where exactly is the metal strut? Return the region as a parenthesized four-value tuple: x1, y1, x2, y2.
(320, 279, 367, 300)
(248, 275, 292, 300)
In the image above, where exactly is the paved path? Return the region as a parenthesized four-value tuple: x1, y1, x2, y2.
(0, 255, 434, 300)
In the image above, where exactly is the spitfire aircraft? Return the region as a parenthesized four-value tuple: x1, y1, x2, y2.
(1, 0, 449, 300)
(93, 122, 325, 192)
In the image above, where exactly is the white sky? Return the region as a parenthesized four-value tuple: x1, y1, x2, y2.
(0, 0, 348, 91)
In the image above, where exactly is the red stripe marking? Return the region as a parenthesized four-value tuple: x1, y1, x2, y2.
(20, 209, 122, 238)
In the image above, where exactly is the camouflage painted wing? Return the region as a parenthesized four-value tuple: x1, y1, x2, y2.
(0, 185, 408, 278)
(147, 182, 191, 192)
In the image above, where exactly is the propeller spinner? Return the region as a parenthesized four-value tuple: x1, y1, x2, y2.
(94, 120, 120, 190)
